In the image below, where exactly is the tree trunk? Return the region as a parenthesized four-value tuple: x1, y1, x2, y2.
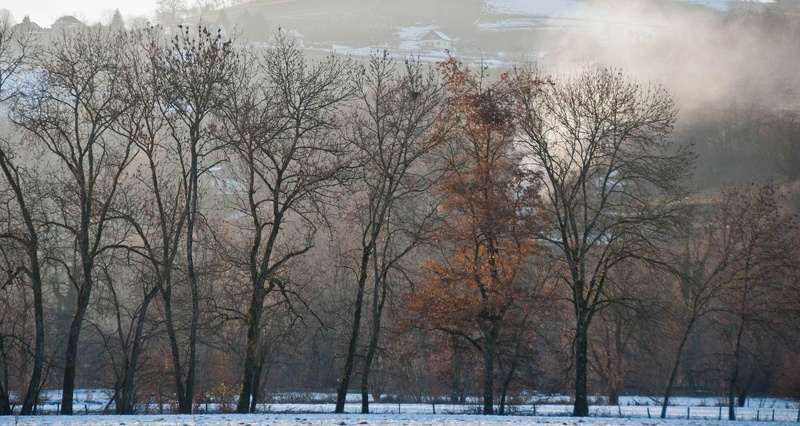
(360, 334, 377, 413)
(174, 143, 201, 415)
(359, 320, 380, 414)
(0, 337, 11, 415)
(478, 319, 496, 415)
(249, 359, 263, 413)
(60, 239, 93, 415)
(237, 288, 265, 413)
(499, 330, 523, 415)
(0, 138, 46, 417)
(360, 254, 388, 414)
(498, 386, 507, 415)
(335, 246, 373, 413)
(180, 261, 199, 414)
(0, 382, 9, 415)
(20, 247, 44, 416)
(116, 289, 157, 414)
(482, 338, 495, 415)
(609, 389, 620, 406)
(728, 321, 745, 421)
(661, 320, 694, 418)
(737, 388, 747, 408)
(450, 337, 466, 404)
(162, 285, 187, 413)
(573, 318, 590, 417)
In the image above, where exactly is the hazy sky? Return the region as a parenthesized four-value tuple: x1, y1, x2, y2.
(3, 0, 158, 27)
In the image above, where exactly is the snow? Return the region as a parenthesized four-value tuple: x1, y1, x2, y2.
(7, 412, 800, 426)
(483, 0, 585, 18)
(26, 389, 113, 413)
(9, 390, 799, 425)
(673, 0, 774, 10)
(11, 400, 800, 423)
(320, 45, 455, 66)
(482, 0, 774, 16)
(430, 31, 453, 42)
(396, 26, 436, 50)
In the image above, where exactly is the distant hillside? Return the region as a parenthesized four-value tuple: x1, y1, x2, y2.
(203, 0, 772, 57)
(211, 0, 484, 45)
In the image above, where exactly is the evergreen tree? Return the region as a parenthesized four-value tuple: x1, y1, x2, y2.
(110, 9, 125, 31)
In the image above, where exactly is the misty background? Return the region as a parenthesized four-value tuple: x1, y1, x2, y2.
(1, 0, 800, 418)
(7, 0, 799, 192)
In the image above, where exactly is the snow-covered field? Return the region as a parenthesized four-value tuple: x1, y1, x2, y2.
(6, 413, 800, 426)
(11, 390, 799, 424)
(482, 0, 768, 16)
(7, 402, 800, 426)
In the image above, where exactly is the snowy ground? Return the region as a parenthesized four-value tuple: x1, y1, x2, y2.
(15, 390, 799, 424)
(7, 412, 800, 426)
(482, 0, 766, 16)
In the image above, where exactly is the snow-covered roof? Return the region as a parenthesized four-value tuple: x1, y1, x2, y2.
(52, 15, 84, 27)
(12, 20, 42, 33)
(421, 30, 453, 42)
(280, 28, 304, 38)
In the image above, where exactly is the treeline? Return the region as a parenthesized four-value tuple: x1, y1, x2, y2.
(0, 22, 798, 419)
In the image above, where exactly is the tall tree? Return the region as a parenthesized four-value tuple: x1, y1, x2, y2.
(13, 28, 135, 415)
(513, 66, 692, 416)
(407, 58, 540, 415)
(103, 27, 189, 414)
(659, 200, 738, 418)
(218, 37, 353, 414)
(109, 9, 125, 31)
(0, 17, 44, 416)
(334, 51, 445, 414)
(154, 24, 238, 413)
(714, 185, 796, 420)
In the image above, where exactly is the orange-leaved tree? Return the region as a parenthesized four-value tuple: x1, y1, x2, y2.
(407, 57, 542, 415)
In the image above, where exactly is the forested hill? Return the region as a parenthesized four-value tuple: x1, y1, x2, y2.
(207, 0, 770, 46)
(201, 0, 800, 196)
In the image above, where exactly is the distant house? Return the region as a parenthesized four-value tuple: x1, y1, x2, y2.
(51, 15, 84, 31)
(420, 30, 455, 51)
(12, 16, 43, 35)
(278, 28, 305, 48)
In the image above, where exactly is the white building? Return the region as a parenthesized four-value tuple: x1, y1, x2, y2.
(420, 30, 455, 51)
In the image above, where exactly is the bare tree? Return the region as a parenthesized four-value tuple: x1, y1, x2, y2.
(0, 18, 46, 416)
(154, 24, 238, 414)
(13, 28, 135, 415)
(658, 202, 738, 418)
(712, 185, 796, 420)
(155, 0, 187, 28)
(514, 66, 692, 416)
(218, 37, 352, 413)
(0, 245, 25, 415)
(91, 28, 192, 414)
(335, 51, 445, 414)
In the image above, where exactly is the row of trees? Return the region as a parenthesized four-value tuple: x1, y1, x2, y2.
(0, 23, 798, 418)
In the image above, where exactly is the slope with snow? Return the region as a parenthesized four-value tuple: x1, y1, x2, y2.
(482, 0, 774, 16)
